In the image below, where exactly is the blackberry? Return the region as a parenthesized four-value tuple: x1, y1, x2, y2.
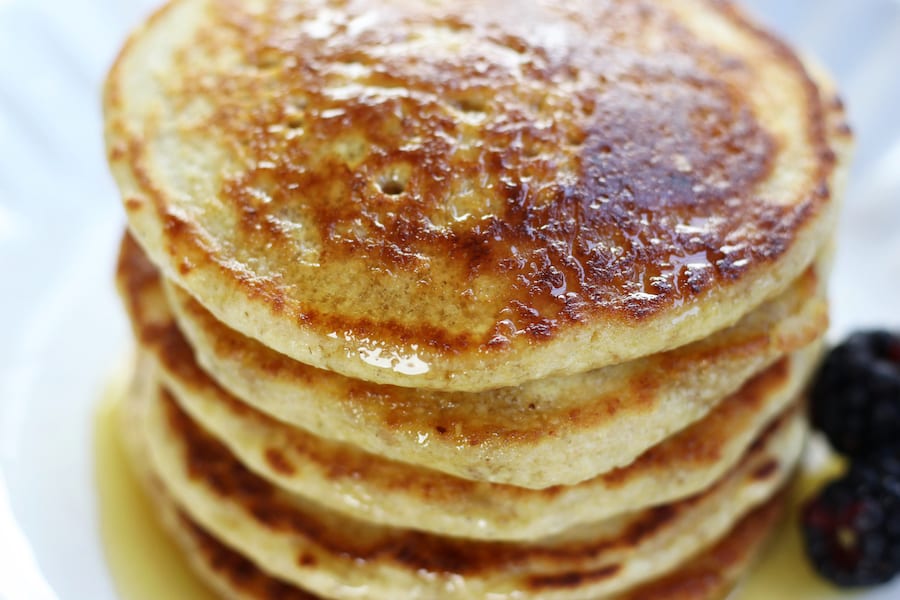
(809, 330, 900, 457)
(801, 447, 900, 587)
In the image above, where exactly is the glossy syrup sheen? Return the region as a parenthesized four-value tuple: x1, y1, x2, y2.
(734, 437, 851, 600)
(95, 382, 853, 600)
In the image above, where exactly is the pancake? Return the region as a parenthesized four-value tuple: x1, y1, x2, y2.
(614, 494, 785, 600)
(104, 0, 851, 392)
(129, 370, 805, 600)
(142, 476, 786, 600)
(118, 233, 827, 488)
(120, 360, 785, 600)
(137, 297, 816, 541)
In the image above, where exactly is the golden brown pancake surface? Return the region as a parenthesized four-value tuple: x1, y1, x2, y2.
(105, 0, 848, 390)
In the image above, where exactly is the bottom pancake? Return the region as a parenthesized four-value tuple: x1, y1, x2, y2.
(122, 360, 805, 600)
(150, 479, 785, 600)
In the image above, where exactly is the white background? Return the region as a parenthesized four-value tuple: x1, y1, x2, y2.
(1, 0, 899, 598)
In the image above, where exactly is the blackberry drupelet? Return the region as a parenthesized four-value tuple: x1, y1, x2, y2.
(809, 330, 900, 457)
(802, 447, 900, 587)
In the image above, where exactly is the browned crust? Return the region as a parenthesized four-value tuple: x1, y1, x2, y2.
(179, 512, 318, 599)
(106, 0, 843, 366)
(526, 563, 623, 590)
(118, 232, 819, 462)
(169, 484, 785, 600)
(617, 492, 785, 599)
(597, 361, 793, 489)
(183, 274, 810, 450)
(158, 386, 788, 582)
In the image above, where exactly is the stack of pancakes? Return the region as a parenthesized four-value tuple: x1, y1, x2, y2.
(105, 0, 851, 598)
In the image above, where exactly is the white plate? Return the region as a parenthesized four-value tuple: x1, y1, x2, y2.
(1, 1, 899, 599)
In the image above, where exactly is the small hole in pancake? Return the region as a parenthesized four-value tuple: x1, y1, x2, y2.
(254, 47, 282, 70)
(376, 163, 412, 196)
(378, 178, 406, 195)
(453, 96, 488, 114)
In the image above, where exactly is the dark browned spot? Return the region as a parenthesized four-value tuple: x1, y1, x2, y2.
(297, 553, 317, 567)
(178, 256, 194, 276)
(264, 448, 297, 476)
(527, 563, 621, 589)
(752, 459, 779, 481)
(109, 143, 127, 162)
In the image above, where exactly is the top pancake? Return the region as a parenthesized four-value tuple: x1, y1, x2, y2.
(105, 0, 848, 390)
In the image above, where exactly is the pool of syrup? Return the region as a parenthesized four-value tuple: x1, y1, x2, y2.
(94, 378, 216, 600)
